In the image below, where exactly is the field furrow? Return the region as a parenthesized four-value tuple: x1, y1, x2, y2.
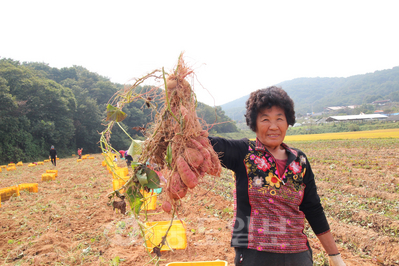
(1, 138, 399, 265)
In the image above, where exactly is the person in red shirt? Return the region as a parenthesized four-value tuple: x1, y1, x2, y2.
(119, 150, 125, 159)
(77, 148, 83, 159)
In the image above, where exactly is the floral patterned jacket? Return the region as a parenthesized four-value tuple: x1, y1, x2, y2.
(209, 137, 330, 253)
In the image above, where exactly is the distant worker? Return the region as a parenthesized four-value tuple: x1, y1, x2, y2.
(78, 148, 83, 159)
(49, 145, 57, 166)
(125, 153, 133, 167)
(119, 150, 125, 159)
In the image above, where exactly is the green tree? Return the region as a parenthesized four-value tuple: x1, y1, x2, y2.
(354, 104, 375, 114)
(0, 75, 39, 163)
(69, 85, 104, 153)
(0, 59, 77, 160)
(389, 91, 399, 102)
(363, 95, 383, 104)
(196, 103, 239, 133)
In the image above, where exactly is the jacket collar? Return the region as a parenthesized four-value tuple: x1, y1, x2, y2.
(255, 138, 298, 158)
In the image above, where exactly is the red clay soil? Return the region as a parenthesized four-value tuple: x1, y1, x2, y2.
(0, 153, 386, 265)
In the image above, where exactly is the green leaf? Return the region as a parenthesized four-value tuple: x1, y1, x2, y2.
(127, 139, 143, 156)
(136, 169, 148, 186)
(165, 142, 172, 168)
(131, 161, 140, 170)
(144, 168, 160, 189)
(111, 256, 120, 266)
(126, 186, 143, 215)
(106, 104, 127, 122)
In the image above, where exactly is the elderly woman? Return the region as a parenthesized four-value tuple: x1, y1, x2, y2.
(209, 86, 345, 266)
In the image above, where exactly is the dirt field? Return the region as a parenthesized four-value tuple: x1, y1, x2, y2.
(1, 138, 398, 265)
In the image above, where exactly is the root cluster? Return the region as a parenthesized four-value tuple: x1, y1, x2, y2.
(141, 55, 222, 211)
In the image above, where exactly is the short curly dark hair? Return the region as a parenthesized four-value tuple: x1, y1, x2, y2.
(245, 86, 296, 132)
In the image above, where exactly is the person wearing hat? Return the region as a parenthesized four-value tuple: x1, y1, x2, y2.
(49, 145, 57, 166)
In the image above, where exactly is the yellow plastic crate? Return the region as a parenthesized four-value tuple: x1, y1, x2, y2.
(105, 156, 114, 164)
(112, 178, 125, 190)
(0, 186, 20, 201)
(112, 167, 128, 179)
(166, 261, 228, 266)
(44, 159, 50, 162)
(121, 167, 129, 176)
(0, 165, 6, 168)
(110, 165, 119, 175)
(77, 159, 82, 162)
(101, 161, 107, 166)
(0, 167, 2, 173)
(28, 163, 36, 167)
(145, 220, 187, 252)
(41, 173, 56, 181)
(46, 170, 58, 177)
(104, 154, 114, 163)
(18, 183, 38, 193)
(112, 177, 129, 192)
(8, 163, 15, 167)
(37, 162, 44, 165)
(56, 158, 59, 160)
(89, 157, 94, 159)
(16, 162, 23, 166)
(7, 166, 16, 171)
(141, 191, 157, 211)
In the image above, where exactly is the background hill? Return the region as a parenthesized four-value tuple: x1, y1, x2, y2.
(2, 57, 398, 163)
(222, 66, 399, 122)
(0, 58, 238, 164)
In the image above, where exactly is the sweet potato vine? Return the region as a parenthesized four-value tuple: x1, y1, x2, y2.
(99, 53, 221, 265)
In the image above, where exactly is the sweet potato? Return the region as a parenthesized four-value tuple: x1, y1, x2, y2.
(162, 200, 172, 213)
(199, 159, 210, 174)
(181, 105, 202, 131)
(179, 78, 192, 99)
(200, 130, 209, 138)
(190, 139, 210, 161)
(168, 172, 188, 199)
(184, 147, 204, 168)
(176, 156, 198, 189)
(195, 136, 213, 150)
(166, 78, 177, 90)
(194, 136, 221, 176)
(189, 138, 211, 173)
(180, 105, 192, 126)
(208, 150, 222, 176)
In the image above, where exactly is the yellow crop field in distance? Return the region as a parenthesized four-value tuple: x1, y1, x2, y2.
(284, 128, 399, 141)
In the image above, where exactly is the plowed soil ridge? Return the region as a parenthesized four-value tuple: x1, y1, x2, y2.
(1, 139, 398, 265)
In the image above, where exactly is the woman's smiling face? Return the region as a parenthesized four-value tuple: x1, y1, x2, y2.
(255, 106, 289, 151)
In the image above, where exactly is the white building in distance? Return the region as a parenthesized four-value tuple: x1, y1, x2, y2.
(326, 114, 388, 122)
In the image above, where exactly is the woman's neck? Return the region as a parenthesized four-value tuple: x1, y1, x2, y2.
(267, 145, 288, 160)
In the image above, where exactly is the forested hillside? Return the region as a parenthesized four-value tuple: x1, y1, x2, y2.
(222, 66, 399, 121)
(0, 58, 237, 164)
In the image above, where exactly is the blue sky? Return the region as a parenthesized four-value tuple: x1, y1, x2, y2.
(1, 0, 398, 106)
